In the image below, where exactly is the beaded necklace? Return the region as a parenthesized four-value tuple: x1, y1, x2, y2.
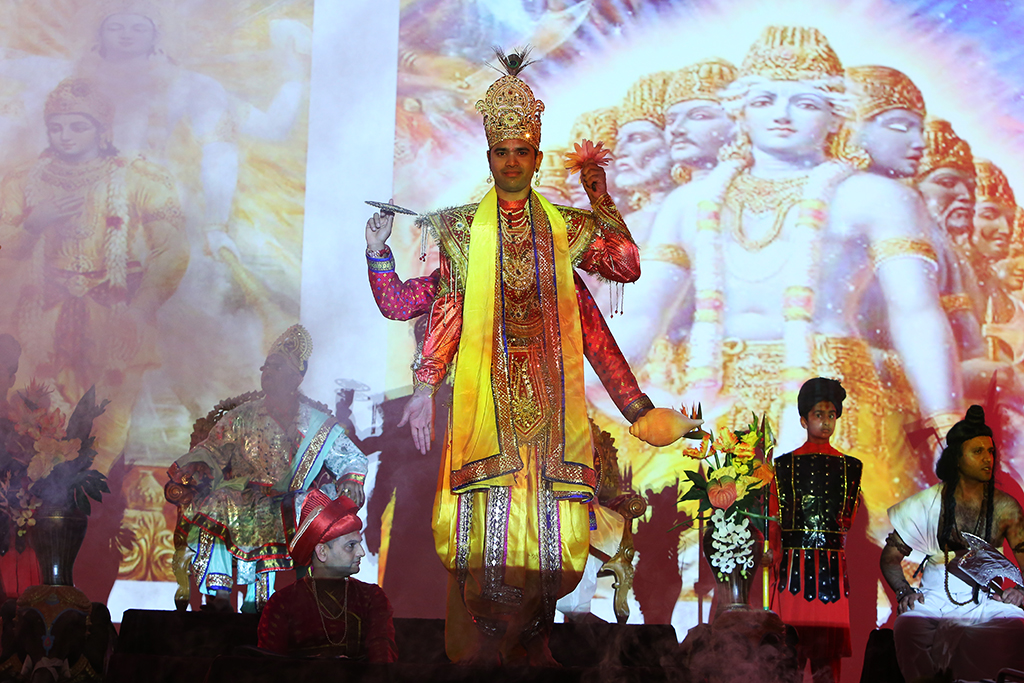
(943, 492, 985, 606)
(310, 575, 349, 647)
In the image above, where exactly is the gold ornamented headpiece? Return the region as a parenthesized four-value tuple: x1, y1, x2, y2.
(268, 324, 313, 375)
(846, 66, 925, 122)
(619, 71, 671, 128)
(96, 0, 162, 31)
(476, 48, 544, 150)
(974, 159, 1016, 207)
(44, 79, 114, 130)
(569, 107, 618, 150)
(740, 26, 843, 84)
(664, 59, 737, 109)
(918, 119, 974, 181)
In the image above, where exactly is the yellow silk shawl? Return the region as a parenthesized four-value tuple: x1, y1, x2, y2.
(445, 188, 593, 498)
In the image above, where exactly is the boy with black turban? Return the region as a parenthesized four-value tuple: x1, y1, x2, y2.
(770, 377, 863, 683)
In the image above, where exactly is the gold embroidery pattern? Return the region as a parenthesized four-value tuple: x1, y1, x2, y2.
(290, 417, 337, 491)
(194, 529, 215, 583)
(536, 478, 562, 623)
(367, 253, 396, 273)
(869, 238, 938, 269)
(482, 486, 522, 606)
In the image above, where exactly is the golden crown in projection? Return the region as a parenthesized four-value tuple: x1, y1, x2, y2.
(740, 26, 843, 84)
(846, 65, 926, 122)
(569, 107, 618, 148)
(918, 119, 974, 180)
(665, 59, 737, 109)
(619, 71, 671, 128)
(44, 78, 114, 129)
(975, 159, 1016, 207)
(95, 0, 162, 28)
(476, 48, 544, 150)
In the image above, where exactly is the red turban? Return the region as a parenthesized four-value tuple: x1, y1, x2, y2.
(288, 489, 361, 567)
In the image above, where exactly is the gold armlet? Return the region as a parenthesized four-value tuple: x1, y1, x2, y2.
(642, 244, 691, 269)
(941, 294, 973, 314)
(869, 238, 937, 270)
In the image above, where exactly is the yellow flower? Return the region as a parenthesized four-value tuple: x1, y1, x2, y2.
(741, 430, 760, 446)
(682, 435, 712, 460)
(708, 465, 737, 482)
(733, 459, 750, 475)
(714, 431, 739, 452)
(739, 474, 765, 494)
(27, 437, 81, 482)
(732, 442, 756, 460)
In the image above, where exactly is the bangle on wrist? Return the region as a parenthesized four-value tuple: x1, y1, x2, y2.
(413, 378, 438, 396)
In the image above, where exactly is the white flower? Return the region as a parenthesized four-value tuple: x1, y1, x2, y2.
(707, 509, 755, 578)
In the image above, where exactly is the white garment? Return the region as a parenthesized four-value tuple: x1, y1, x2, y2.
(887, 484, 1024, 679)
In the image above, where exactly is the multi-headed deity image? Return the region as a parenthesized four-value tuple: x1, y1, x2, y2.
(384, 0, 1024, 637)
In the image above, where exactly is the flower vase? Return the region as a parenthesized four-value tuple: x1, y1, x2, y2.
(29, 507, 89, 586)
(702, 509, 764, 615)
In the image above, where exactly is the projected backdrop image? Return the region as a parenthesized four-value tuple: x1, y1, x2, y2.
(381, 0, 1024, 628)
(0, 0, 311, 586)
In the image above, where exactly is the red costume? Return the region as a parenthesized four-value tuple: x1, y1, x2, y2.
(769, 440, 862, 675)
(257, 490, 397, 661)
(257, 576, 397, 661)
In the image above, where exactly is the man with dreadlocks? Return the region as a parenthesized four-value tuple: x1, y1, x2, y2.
(881, 405, 1024, 680)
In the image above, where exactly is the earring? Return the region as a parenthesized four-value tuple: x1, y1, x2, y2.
(486, 172, 493, 184)
(534, 173, 540, 187)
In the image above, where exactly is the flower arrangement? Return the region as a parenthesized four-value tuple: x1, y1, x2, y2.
(679, 413, 776, 579)
(0, 382, 110, 553)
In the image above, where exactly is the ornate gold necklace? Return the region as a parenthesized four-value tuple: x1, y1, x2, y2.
(40, 157, 113, 192)
(723, 171, 811, 251)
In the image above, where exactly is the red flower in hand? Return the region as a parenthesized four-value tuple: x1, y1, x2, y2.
(564, 139, 612, 175)
(707, 480, 738, 510)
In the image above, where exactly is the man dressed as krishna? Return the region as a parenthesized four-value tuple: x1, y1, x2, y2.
(365, 49, 698, 664)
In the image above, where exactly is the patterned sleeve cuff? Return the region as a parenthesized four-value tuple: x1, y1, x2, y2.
(623, 395, 655, 424)
(367, 245, 395, 273)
